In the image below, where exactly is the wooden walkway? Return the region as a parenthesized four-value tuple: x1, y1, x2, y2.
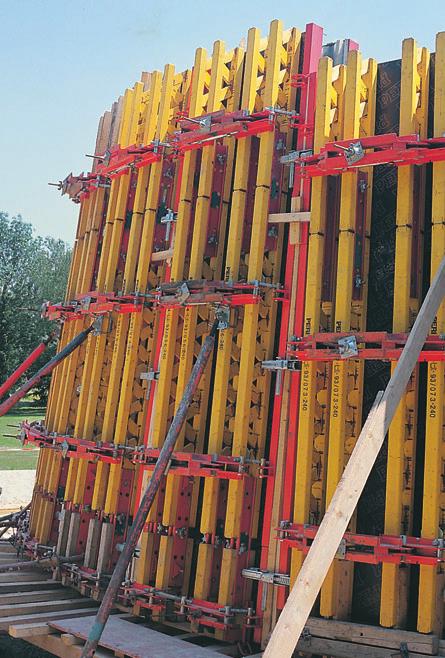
(0, 543, 237, 657)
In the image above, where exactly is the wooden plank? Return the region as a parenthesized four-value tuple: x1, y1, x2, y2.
(295, 636, 438, 658)
(268, 211, 311, 223)
(9, 621, 56, 638)
(0, 579, 62, 593)
(0, 554, 21, 562)
(305, 617, 439, 654)
(56, 507, 72, 556)
(0, 606, 99, 631)
(0, 588, 79, 605)
(0, 598, 97, 617)
(49, 614, 222, 657)
(61, 632, 84, 645)
(151, 248, 174, 262)
(0, 597, 96, 618)
(0, 570, 48, 582)
(66, 511, 81, 557)
(84, 517, 101, 568)
(25, 633, 113, 658)
(96, 521, 114, 573)
(264, 255, 445, 658)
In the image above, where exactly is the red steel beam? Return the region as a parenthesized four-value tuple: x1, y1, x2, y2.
(294, 133, 445, 177)
(279, 523, 445, 567)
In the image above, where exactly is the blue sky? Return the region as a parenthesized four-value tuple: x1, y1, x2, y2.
(0, 0, 443, 243)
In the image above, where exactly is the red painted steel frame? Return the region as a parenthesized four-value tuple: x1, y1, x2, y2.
(287, 331, 445, 361)
(42, 282, 271, 322)
(256, 24, 324, 631)
(122, 582, 258, 638)
(279, 524, 445, 567)
(62, 110, 280, 203)
(21, 423, 270, 482)
(295, 133, 445, 177)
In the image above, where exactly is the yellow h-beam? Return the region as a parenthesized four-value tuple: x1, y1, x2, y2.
(418, 31, 445, 635)
(380, 38, 430, 628)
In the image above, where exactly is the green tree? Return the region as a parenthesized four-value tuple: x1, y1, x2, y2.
(0, 212, 71, 401)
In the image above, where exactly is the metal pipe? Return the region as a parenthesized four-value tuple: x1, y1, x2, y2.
(80, 320, 219, 658)
(0, 552, 84, 573)
(0, 325, 94, 417)
(0, 333, 55, 399)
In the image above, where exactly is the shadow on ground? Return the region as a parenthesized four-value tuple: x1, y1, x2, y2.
(0, 636, 53, 657)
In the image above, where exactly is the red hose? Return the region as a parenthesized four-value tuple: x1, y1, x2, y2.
(0, 334, 55, 399)
(0, 325, 94, 417)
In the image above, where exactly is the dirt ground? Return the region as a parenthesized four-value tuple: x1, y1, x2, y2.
(0, 470, 35, 514)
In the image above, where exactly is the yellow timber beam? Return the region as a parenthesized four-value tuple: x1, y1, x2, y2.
(320, 51, 377, 619)
(380, 37, 430, 628)
(219, 18, 284, 606)
(418, 31, 445, 635)
(194, 25, 264, 600)
(70, 85, 142, 510)
(155, 41, 243, 592)
(104, 64, 180, 515)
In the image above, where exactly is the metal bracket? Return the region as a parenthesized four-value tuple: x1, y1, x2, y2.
(338, 335, 358, 359)
(160, 208, 177, 241)
(140, 371, 160, 382)
(140, 370, 160, 400)
(60, 440, 70, 459)
(92, 315, 105, 336)
(301, 627, 312, 644)
(391, 642, 409, 658)
(151, 138, 171, 153)
(335, 538, 347, 559)
(261, 359, 300, 372)
(81, 296, 92, 311)
(334, 141, 365, 165)
(183, 115, 212, 130)
(242, 567, 290, 587)
(280, 149, 313, 165)
(262, 359, 300, 396)
(176, 282, 191, 304)
(266, 106, 299, 121)
(214, 305, 230, 330)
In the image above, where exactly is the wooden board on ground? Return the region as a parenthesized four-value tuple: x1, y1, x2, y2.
(0, 579, 62, 593)
(0, 606, 99, 631)
(9, 621, 57, 638)
(0, 543, 19, 553)
(23, 633, 112, 658)
(49, 614, 223, 657)
(0, 588, 79, 605)
(0, 596, 96, 617)
(305, 617, 439, 654)
(0, 570, 48, 582)
(295, 636, 444, 658)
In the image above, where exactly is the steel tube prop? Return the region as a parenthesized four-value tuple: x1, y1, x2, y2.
(80, 320, 219, 658)
(0, 325, 94, 417)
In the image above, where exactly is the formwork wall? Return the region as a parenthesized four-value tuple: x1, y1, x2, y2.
(26, 18, 445, 654)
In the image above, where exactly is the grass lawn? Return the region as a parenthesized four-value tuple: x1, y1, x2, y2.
(0, 399, 45, 470)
